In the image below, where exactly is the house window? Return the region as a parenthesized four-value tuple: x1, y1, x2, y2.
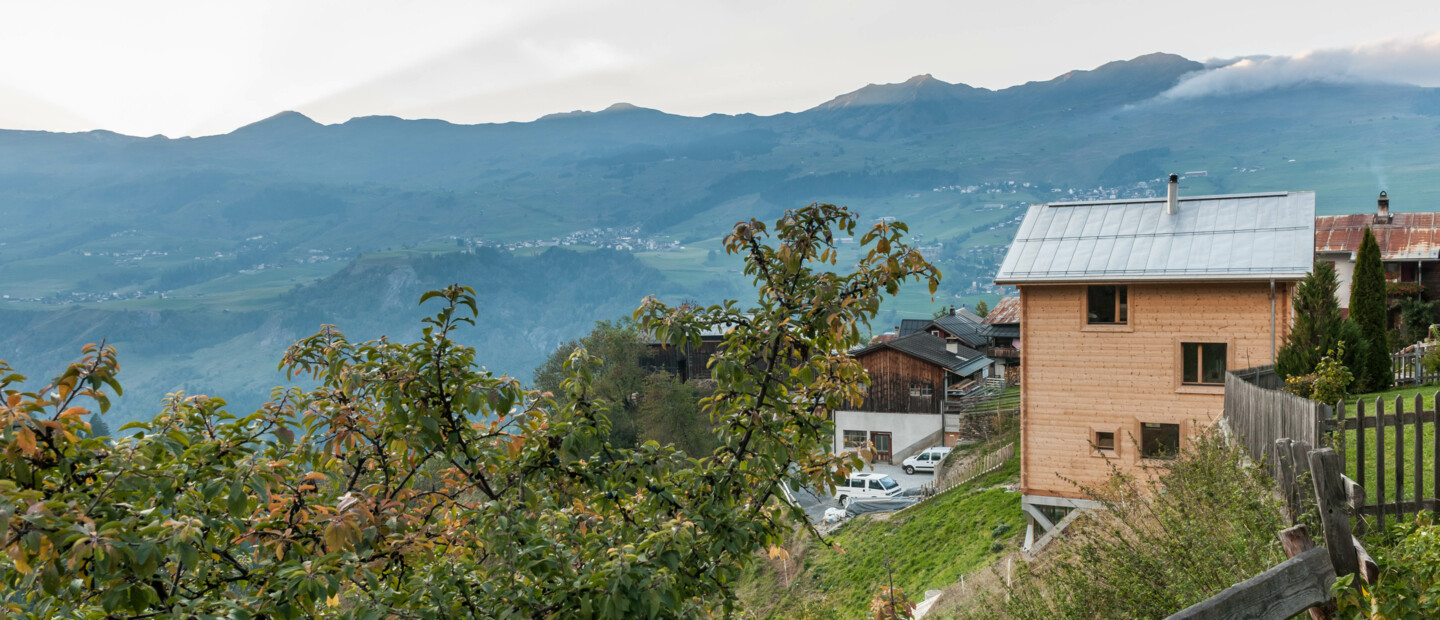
(842, 430, 868, 449)
(909, 383, 933, 397)
(1093, 431, 1115, 452)
(1141, 423, 1180, 459)
(1182, 343, 1227, 385)
(1087, 285, 1127, 324)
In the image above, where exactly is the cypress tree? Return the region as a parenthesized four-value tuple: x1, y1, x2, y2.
(1276, 260, 1343, 379)
(1349, 228, 1392, 391)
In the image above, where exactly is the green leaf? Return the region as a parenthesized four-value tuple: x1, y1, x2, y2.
(227, 479, 248, 518)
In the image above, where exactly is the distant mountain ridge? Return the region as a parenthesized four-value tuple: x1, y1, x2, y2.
(4, 50, 1440, 428)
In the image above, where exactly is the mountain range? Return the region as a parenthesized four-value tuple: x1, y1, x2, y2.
(4, 51, 1440, 424)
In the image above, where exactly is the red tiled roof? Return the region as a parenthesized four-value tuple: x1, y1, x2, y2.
(1315, 213, 1440, 260)
(982, 296, 1020, 325)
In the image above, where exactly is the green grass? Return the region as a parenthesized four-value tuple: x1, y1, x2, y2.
(1339, 386, 1439, 504)
(738, 453, 1022, 619)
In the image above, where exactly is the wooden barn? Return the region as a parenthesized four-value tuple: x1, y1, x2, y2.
(833, 332, 991, 463)
(995, 177, 1315, 549)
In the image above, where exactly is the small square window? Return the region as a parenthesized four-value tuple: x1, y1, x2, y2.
(1182, 343, 1227, 385)
(1141, 423, 1180, 459)
(842, 430, 868, 449)
(1094, 431, 1115, 451)
(1087, 285, 1128, 324)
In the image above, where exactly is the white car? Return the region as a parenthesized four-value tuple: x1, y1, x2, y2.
(835, 472, 904, 506)
(901, 446, 952, 475)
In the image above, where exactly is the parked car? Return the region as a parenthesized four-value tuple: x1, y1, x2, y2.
(835, 472, 904, 506)
(902, 446, 953, 475)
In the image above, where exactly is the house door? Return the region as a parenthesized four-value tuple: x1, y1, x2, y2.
(871, 432, 892, 464)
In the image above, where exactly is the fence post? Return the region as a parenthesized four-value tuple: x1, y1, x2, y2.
(1376, 397, 1386, 533)
(1309, 448, 1360, 583)
(1395, 395, 1405, 522)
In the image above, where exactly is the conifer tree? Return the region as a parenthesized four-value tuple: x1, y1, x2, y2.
(1276, 260, 1343, 380)
(1349, 227, 1392, 391)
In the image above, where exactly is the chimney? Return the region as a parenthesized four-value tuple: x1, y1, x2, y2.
(1376, 191, 1392, 224)
(1166, 174, 1179, 215)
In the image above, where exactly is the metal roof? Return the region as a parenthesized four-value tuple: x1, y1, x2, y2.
(853, 332, 988, 376)
(982, 296, 1020, 325)
(898, 319, 931, 337)
(929, 314, 988, 348)
(994, 191, 1315, 284)
(980, 324, 1020, 338)
(1315, 212, 1440, 260)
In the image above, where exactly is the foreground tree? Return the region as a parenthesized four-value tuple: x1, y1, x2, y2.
(0, 203, 938, 618)
(1349, 228, 1392, 391)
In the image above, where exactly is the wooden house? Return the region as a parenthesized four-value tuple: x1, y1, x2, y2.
(1315, 191, 1440, 323)
(641, 328, 725, 383)
(994, 177, 1315, 549)
(834, 333, 992, 463)
(981, 295, 1021, 385)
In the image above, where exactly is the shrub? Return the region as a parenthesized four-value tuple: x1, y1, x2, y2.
(1333, 513, 1440, 618)
(1311, 346, 1354, 407)
(960, 430, 1288, 619)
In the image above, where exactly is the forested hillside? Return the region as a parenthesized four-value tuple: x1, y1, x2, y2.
(0, 247, 665, 425)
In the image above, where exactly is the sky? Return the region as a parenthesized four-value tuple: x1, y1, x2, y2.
(3, 0, 1440, 137)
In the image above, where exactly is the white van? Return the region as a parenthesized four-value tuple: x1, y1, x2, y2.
(901, 446, 952, 475)
(835, 472, 904, 505)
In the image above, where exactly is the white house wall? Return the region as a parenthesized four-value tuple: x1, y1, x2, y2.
(833, 410, 946, 461)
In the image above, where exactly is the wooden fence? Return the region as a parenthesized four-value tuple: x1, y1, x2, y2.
(1329, 394, 1440, 532)
(1224, 366, 1330, 483)
(912, 442, 1015, 504)
(1391, 350, 1437, 386)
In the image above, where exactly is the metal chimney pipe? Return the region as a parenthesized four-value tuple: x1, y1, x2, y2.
(1166, 174, 1179, 215)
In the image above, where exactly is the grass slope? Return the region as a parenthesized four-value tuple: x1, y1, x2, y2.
(739, 454, 1021, 619)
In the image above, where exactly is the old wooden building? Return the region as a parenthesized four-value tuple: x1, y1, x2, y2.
(833, 332, 991, 463)
(995, 177, 1314, 549)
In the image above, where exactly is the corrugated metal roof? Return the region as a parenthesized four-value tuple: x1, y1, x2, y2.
(898, 319, 930, 337)
(1314, 212, 1440, 260)
(982, 296, 1020, 325)
(994, 192, 1315, 284)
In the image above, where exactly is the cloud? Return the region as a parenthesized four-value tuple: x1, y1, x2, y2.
(1158, 32, 1440, 100)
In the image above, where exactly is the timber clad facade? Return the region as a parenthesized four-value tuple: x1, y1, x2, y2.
(996, 183, 1316, 549)
(855, 347, 945, 414)
(1017, 281, 1293, 498)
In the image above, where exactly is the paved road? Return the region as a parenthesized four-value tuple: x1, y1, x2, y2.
(791, 463, 937, 524)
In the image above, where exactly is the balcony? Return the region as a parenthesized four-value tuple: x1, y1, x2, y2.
(986, 346, 1020, 360)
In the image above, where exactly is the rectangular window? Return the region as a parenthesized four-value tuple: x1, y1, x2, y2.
(1086, 285, 1128, 324)
(1141, 423, 1180, 459)
(1094, 431, 1115, 451)
(1182, 343, 1227, 385)
(842, 430, 868, 449)
(909, 383, 933, 397)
